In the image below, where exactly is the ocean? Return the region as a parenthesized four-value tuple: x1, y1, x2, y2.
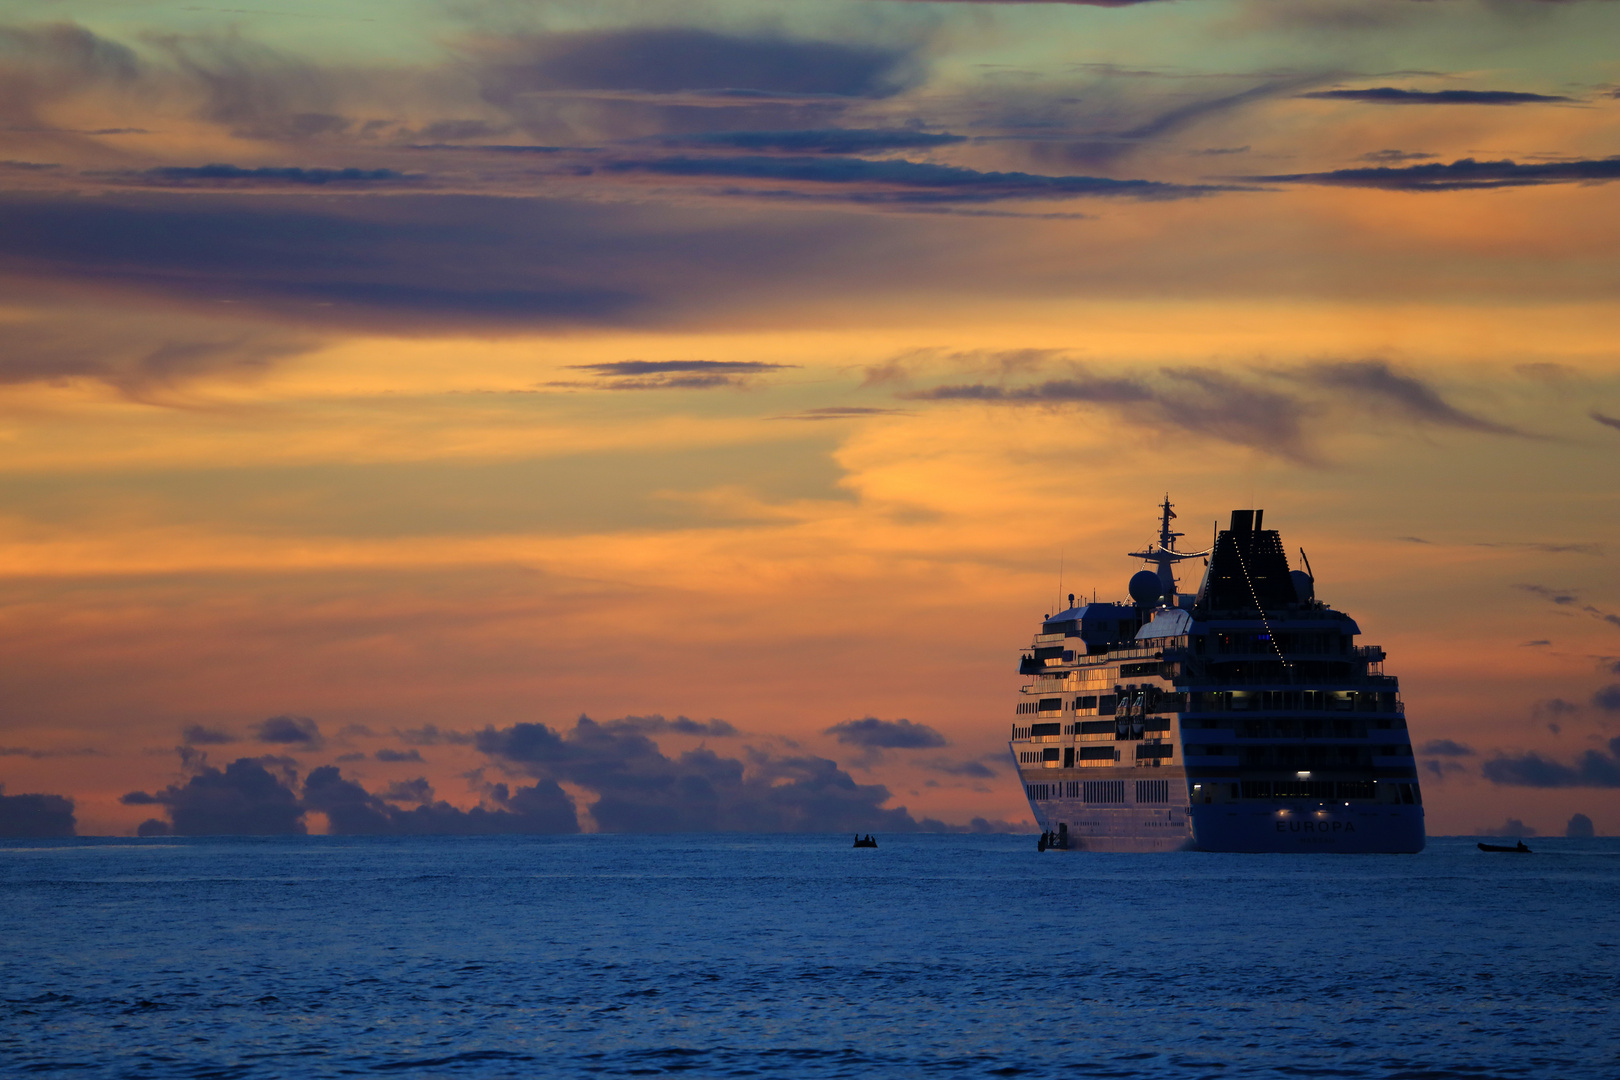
(2, 834, 1617, 1078)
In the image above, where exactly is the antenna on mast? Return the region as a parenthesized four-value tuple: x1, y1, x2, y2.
(1126, 494, 1210, 601)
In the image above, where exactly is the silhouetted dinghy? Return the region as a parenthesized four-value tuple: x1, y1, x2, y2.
(1478, 841, 1531, 853)
(853, 835, 877, 848)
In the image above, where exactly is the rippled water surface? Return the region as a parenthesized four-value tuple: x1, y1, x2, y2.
(3, 834, 1618, 1078)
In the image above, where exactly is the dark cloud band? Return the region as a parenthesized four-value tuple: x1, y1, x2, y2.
(900, 358, 1521, 459)
(118, 164, 415, 187)
(825, 717, 948, 750)
(1301, 88, 1575, 106)
(653, 129, 967, 155)
(476, 29, 917, 99)
(604, 154, 1220, 203)
(1252, 156, 1620, 192)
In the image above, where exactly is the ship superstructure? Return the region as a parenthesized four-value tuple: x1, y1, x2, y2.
(1010, 500, 1424, 853)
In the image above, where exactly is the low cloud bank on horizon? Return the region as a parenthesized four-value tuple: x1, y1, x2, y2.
(0, 715, 1022, 837)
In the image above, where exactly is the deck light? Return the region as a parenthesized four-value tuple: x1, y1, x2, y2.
(1297, 770, 1311, 779)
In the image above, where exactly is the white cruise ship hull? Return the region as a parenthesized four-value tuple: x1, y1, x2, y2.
(1030, 799, 1194, 852)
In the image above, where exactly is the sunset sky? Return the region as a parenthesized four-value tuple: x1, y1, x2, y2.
(1, 0, 1617, 838)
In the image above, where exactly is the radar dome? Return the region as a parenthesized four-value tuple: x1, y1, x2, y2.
(1290, 570, 1315, 603)
(1128, 570, 1163, 606)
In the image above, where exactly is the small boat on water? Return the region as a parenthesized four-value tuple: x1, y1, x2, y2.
(1478, 841, 1531, 853)
(853, 834, 877, 848)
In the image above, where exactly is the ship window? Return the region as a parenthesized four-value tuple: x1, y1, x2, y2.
(1031, 722, 1062, 736)
(1153, 693, 1186, 713)
(1076, 695, 1098, 710)
(1081, 780, 1125, 803)
(1098, 695, 1117, 716)
(1042, 748, 1061, 761)
(1135, 780, 1170, 803)
(1272, 780, 1336, 799)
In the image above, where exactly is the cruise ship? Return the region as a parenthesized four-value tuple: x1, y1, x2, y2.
(1011, 500, 1424, 853)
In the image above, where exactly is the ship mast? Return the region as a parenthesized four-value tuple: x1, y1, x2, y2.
(1126, 494, 1211, 601)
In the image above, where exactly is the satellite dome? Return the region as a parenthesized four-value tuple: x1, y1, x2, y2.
(1290, 570, 1315, 603)
(1128, 570, 1163, 605)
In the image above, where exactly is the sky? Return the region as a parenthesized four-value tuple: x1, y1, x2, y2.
(0, 0, 1617, 839)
